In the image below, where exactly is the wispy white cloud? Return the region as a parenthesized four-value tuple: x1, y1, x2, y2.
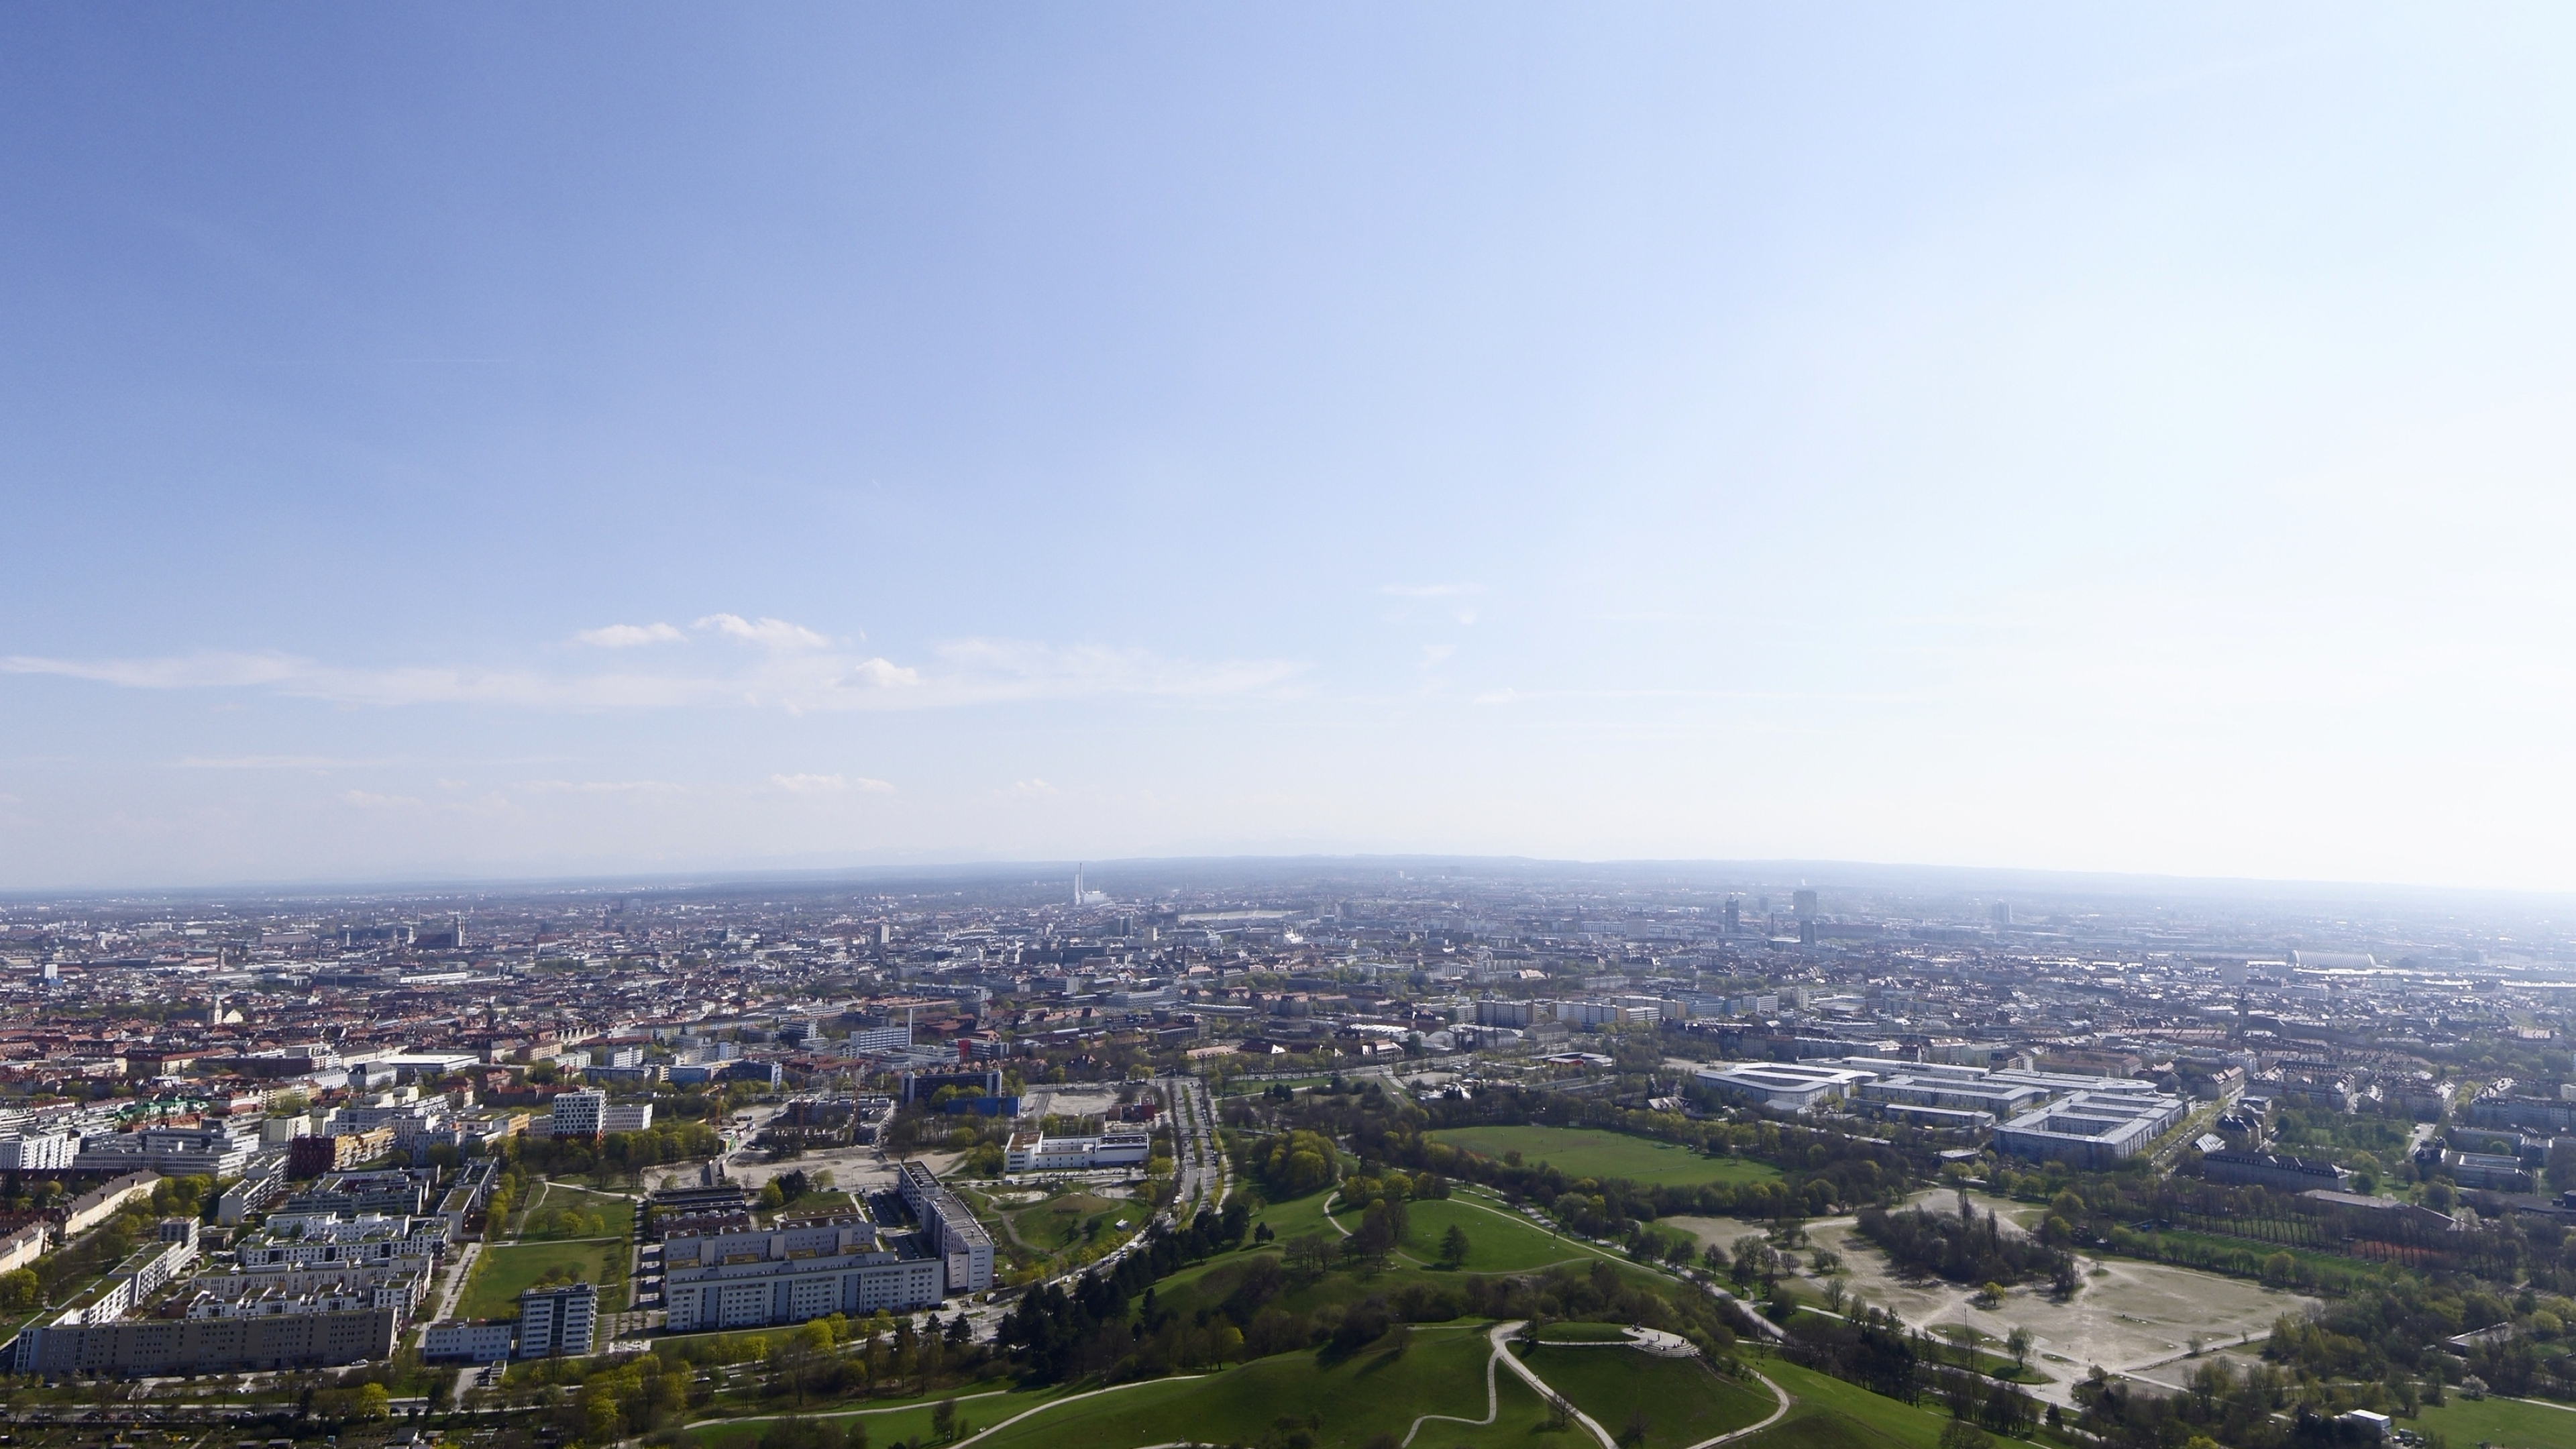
(696, 614, 830, 651)
(1005, 778, 1060, 797)
(517, 779, 687, 795)
(574, 623, 686, 648)
(841, 658, 923, 690)
(5, 651, 307, 690)
(179, 754, 401, 769)
(771, 773, 895, 795)
(338, 790, 421, 809)
(1379, 583, 1483, 598)
(2, 630, 1298, 715)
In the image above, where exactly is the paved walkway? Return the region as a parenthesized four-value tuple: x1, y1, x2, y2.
(429, 1240, 482, 1322)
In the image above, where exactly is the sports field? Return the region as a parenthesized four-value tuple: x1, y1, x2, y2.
(1428, 1126, 1781, 1189)
(460, 1238, 628, 1319)
(2411, 1394, 2576, 1449)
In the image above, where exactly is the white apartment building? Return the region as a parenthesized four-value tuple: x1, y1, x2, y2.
(517, 1281, 598, 1358)
(0, 1131, 75, 1170)
(898, 1161, 994, 1293)
(661, 1216, 945, 1331)
(549, 1089, 606, 1138)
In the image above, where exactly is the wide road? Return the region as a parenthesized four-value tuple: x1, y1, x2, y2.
(1159, 1072, 1226, 1219)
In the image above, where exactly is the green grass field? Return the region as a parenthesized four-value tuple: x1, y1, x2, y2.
(1752, 1360, 2046, 1449)
(1252, 1187, 1344, 1244)
(680, 1384, 1065, 1449)
(1389, 1197, 1593, 1273)
(972, 1327, 1500, 1449)
(1521, 1346, 1776, 1449)
(1428, 1126, 1782, 1189)
(2410, 1395, 2576, 1449)
(1007, 1191, 1134, 1252)
(460, 1238, 628, 1319)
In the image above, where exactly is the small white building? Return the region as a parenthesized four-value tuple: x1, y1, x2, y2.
(1004, 1130, 1155, 1172)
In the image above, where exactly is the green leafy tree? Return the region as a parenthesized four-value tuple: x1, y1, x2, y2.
(1438, 1224, 1471, 1269)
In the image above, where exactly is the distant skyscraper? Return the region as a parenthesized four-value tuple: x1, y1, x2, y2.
(1990, 901, 2013, 926)
(1792, 890, 1818, 920)
(1073, 863, 1084, 906)
(1723, 898, 1740, 934)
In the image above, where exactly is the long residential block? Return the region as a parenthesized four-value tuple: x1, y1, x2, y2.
(661, 1216, 943, 1332)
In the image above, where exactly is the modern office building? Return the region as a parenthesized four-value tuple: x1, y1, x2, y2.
(549, 1089, 607, 1138)
(1693, 1061, 1875, 1112)
(1002, 1129, 1153, 1172)
(1994, 1088, 2188, 1167)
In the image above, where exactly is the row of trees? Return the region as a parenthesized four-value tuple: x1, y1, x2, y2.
(997, 1199, 1256, 1383)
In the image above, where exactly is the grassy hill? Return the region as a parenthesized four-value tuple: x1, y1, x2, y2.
(1519, 1345, 1776, 1449)
(969, 1325, 1501, 1449)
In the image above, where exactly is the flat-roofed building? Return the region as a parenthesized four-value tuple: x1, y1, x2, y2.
(661, 1215, 944, 1331)
(1694, 1062, 1876, 1112)
(1995, 1089, 2187, 1168)
(516, 1281, 597, 1358)
(1003, 1130, 1153, 1172)
(2202, 1150, 2347, 1193)
(897, 1161, 994, 1293)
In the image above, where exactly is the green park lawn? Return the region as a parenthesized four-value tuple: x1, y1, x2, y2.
(973, 1326, 1501, 1449)
(1398, 1198, 1599, 1273)
(460, 1238, 628, 1320)
(1427, 1126, 1782, 1189)
(1750, 1360, 2046, 1449)
(1521, 1345, 1776, 1449)
(2411, 1395, 2576, 1449)
(1008, 1191, 1135, 1252)
(681, 1383, 1064, 1449)
(1251, 1187, 1344, 1243)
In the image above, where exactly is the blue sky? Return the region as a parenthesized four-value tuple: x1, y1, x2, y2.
(7, 4, 2576, 890)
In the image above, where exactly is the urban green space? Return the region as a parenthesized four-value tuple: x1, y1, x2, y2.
(1391, 1197, 1598, 1272)
(1427, 1124, 1784, 1189)
(970, 1325, 1499, 1449)
(2410, 1395, 2576, 1449)
(1754, 1359, 2049, 1449)
(1522, 1344, 1776, 1449)
(460, 1238, 630, 1320)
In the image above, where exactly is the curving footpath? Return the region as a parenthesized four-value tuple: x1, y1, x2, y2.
(1397, 1323, 1509, 1446)
(749, 1318, 1793, 1449)
(948, 1372, 1208, 1448)
(1489, 1319, 1792, 1449)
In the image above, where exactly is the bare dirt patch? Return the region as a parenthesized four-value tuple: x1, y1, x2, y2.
(1805, 1191, 2315, 1405)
